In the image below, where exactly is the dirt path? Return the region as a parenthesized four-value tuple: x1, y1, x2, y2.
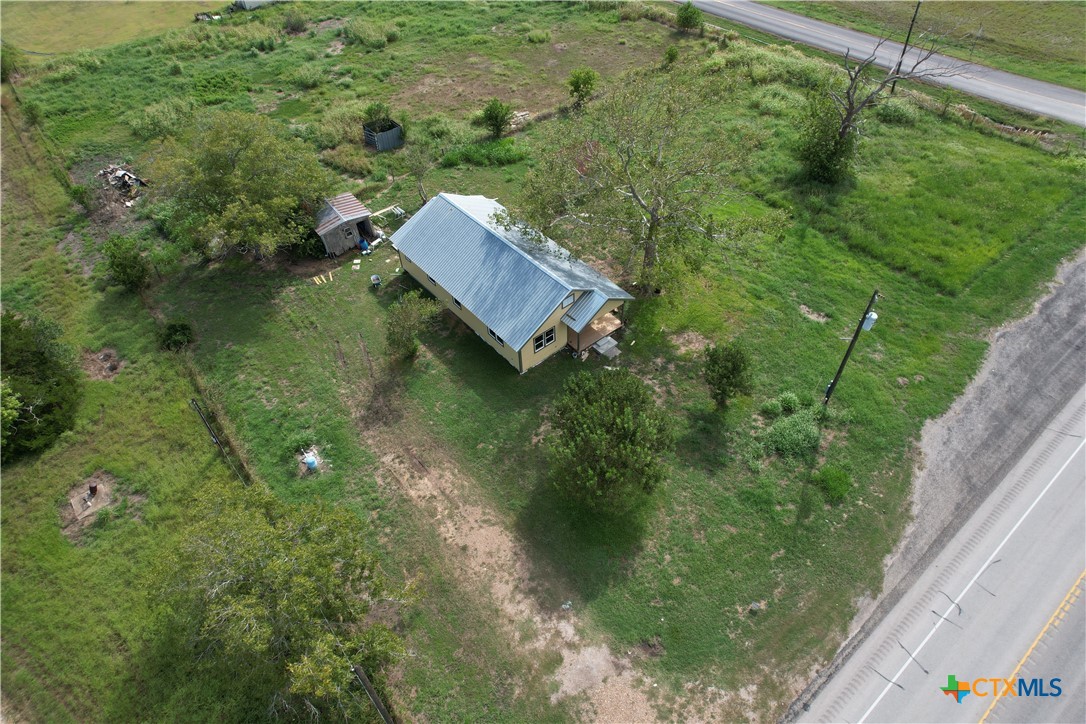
(786, 249, 1086, 719)
(371, 426, 660, 722)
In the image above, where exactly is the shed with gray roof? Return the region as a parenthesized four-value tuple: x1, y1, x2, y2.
(391, 193, 633, 372)
(315, 193, 375, 257)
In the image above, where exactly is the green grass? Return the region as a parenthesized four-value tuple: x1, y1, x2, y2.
(767, 1, 1086, 92)
(0, 0, 221, 56)
(4, 3, 1086, 720)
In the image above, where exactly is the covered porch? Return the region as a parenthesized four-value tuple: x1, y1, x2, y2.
(566, 311, 623, 355)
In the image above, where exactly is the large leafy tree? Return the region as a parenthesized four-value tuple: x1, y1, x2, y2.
(146, 110, 333, 257)
(0, 312, 83, 458)
(154, 480, 408, 719)
(514, 71, 742, 293)
(547, 368, 673, 510)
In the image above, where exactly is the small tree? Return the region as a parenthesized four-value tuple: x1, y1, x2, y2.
(385, 289, 443, 359)
(1, 379, 21, 453)
(662, 45, 680, 68)
(155, 480, 408, 719)
(547, 369, 673, 510)
(675, 1, 703, 33)
(481, 98, 514, 139)
(797, 88, 857, 183)
(362, 101, 396, 133)
(704, 342, 753, 408)
(0, 312, 83, 457)
(102, 234, 152, 291)
(1, 43, 25, 82)
(566, 67, 599, 109)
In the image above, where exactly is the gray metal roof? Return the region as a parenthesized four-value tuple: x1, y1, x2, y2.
(561, 290, 607, 333)
(392, 194, 632, 351)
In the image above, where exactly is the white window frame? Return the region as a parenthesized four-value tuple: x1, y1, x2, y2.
(488, 328, 505, 347)
(534, 326, 556, 353)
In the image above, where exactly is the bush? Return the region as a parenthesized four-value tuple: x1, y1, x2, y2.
(527, 29, 551, 44)
(362, 101, 396, 132)
(0, 312, 83, 458)
(778, 391, 800, 414)
(703, 342, 753, 408)
(386, 289, 443, 360)
(102, 234, 152, 291)
(567, 67, 599, 109)
(813, 465, 851, 504)
(797, 89, 856, 183)
(129, 97, 196, 140)
(1, 43, 26, 82)
(759, 399, 782, 418)
(282, 11, 307, 34)
(290, 64, 325, 90)
(481, 98, 514, 139)
(675, 1, 703, 32)
(874, 98, 921, 126)
(765, 408, 820, 458)
(344, 18, 388, 50)
(548, 368, 674, 511)
(663, 46, 680, 67)
(440, 138, 527, 167)
(159, 319, 195, 351)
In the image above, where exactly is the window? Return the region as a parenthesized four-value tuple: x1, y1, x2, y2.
(488, 328, 505, 347)
(426, 275, 437, 286)
(534, 327, 556, 353)
(343, 227, 354, 238)
(562, 293, 575, 308)
(453, 298, 462, 310)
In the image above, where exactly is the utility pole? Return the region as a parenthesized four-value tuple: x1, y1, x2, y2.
(822, 290, 880, 407)
(891, 1, 923, 95)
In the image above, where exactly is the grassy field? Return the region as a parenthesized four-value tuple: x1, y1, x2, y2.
(1, 0, 220, 56)
(767, 1, 1086, 92)
(4, 1, 1085, 720)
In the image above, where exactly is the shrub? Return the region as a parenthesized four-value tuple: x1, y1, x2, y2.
(527, 29, 551, 44)
(169, 60, 184, 76)
(567, 67, 599, 109)
(797, 89, 856, 183)
(778, 391, 800, 414)
(159, 319, 195, 351)
(344, 18, 388, 50)
(814, 465, 851, 504)
(282, 11, 307, 34)
(874, 98, 921, 125)
(102, 234, 152, 291)
(481, 98, 514, 139)
(703, 342, 753, 408)
(2, 43, 26, 82)
(129, 97, 195, 140)
(759, 399, 783, 418)
(663, 46, 680, 67)
(440, 138, 527, 167)
(319, 101, 369, 146)
(290, 64, 325, 90)
(385, 289, 443, 359)
(675, 1, 703, 32)
(548, 368, 674, 511)
(21, 99, 41, 127)
(765, 408, 820, 458)
(362, 101, 396, 132)
(0, 312, 83, 457)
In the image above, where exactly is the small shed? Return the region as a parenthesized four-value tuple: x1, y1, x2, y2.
(315, 193, 375, 257)
(233, 0, 283, 10)
(363, 120, 404, 152)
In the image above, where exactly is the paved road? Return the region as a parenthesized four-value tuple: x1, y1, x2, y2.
(691, 0, 1086, 126)
(800, 389, 1086, 723)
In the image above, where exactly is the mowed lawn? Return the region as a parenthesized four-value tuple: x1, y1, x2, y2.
(4, 0, 1085, 720)
(768, 0, 1086, 92)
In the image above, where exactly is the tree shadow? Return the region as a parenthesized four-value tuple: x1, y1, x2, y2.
(514, 478, 650, 606)
(676, 405, 736, 475)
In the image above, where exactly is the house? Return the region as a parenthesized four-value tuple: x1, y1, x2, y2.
(391, 193, 634, 373)
(315, 193, 375, 257)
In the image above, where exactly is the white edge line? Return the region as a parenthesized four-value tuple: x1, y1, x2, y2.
(857, 437, 1086, 723)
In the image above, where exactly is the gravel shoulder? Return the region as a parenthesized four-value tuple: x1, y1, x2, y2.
(785, 248, 1086, 720)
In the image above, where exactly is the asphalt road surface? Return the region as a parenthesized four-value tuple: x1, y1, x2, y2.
(692, 0, 1086, 126)
(801, 389, 1086, 723)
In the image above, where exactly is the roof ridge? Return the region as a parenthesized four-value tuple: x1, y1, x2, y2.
(439, 193, 576, 294)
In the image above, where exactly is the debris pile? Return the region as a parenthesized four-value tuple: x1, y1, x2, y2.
(96, 164, 149, 201)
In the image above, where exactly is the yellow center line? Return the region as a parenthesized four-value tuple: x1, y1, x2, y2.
(979, 569, 1086, 724)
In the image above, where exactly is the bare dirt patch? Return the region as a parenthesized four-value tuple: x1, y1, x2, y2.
(59, 471, 138, 544)
(370, 426, 659, 720)
(326, 39, 344, 55)
(671, 330, 710, 355)
(81, 348, 125, 381)
(315, 18, 345, 32)
(799, 304, 828, 323)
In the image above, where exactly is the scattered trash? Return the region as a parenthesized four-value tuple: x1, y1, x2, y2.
(298, 446, 324, 476)
(749, 601, 762, 614)
(194, 12, 222, 22)
(561, 600, 573, 611)
(96, 164, 148, 199)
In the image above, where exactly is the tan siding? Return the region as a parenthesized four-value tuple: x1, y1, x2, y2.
(399, 253, 520, 370)
(520, 300, 575, 371)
